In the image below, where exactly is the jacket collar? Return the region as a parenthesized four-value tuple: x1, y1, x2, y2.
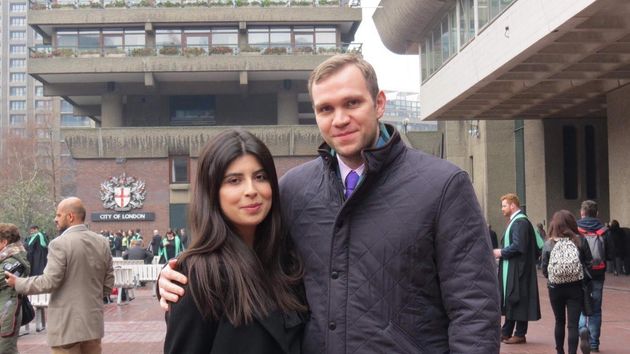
(317, 123, 404, 176)
(255, 310, 305, 354)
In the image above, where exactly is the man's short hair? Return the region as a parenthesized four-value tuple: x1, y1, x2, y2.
(500, 193, 520, 207)
(581, 200, 598, 217)
(308, 53, 380, 103)
(30, 225, 39, 230)
(131, 239, 142, 247)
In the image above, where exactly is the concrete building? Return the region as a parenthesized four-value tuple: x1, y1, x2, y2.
(27, 0, 362, 232)
(374, 0, 629, 232)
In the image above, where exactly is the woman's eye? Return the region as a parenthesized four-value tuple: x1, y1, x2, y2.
(255, 173, 268, 181)
(225, 177, 240, 185)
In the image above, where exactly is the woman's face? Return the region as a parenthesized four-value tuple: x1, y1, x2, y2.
(219, 154, 272, 241)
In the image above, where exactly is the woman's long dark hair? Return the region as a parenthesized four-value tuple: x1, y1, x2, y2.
(177, 129, 304, 326)
(547, 209, 581, 246)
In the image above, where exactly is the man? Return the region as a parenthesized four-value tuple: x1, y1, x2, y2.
(489, 224, 499, 249)
(25, 225, 48, 275)
(493, 193, 541, 344)
(178, 228, 189, 249)
(150, 229, 162, 256)
(123, 239, 153, 264)
(159, 54, 500, 353)
(577, 200, 608, 353)
(5, 197, 114, 353)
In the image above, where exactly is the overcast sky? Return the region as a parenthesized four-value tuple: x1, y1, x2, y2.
(354, 0, 420, 93)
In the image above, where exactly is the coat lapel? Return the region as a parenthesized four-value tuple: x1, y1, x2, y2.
(255, 310, 304, 354)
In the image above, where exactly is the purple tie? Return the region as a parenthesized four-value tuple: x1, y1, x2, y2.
(345, 171, 359, 199)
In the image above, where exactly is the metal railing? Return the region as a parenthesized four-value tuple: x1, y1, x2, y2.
(29, 42, 362, 58)
(30, 0, 361, 9)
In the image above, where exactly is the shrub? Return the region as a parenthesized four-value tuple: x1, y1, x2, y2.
(210, 46, 234, 55)
(157, 1, 179, 7)
(262, 46, 287, 55)
(130, 48, 155, 56)
(183, 47, 207, 56)
(52, 48, 75, 58)
(291, 0, 312, 6)
(30, 51, 50, 59)
(159, 46, 180, 55)
(105, 0, 127, 7)
(293, 46, 314, 54)
(240, 45, 261, 53)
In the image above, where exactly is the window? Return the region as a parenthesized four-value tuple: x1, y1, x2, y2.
(56, 30, 78, 48)
(10, 31, 26, 40)
(156, 29, 182, 47)
(61, 115, 92, 127)
(10, 73, 25, 82)
(10, 58, 25, 68)
(36, 114, 49, 125)
(35, 86, 44, 96)
(10, 3, 27, 12)
(35, 100, 52, 110)
(10, 17, 26, 26)
(9, 114, 25, 126)
(78, 29, 100, 49)
(315, 27, 336, 50)
(10, 86, 26, 96)
(11, 128, 26, 138)
(170, 157, 189, 183)
(10, 100, 26, 110)
(212, 28, 238, 48)
(562, 126, 578, 200)
(459, 0, 475, 47)
(61, 100, 74, 112)
(10, 45, 26, 54)
(169, 96, 216, 125)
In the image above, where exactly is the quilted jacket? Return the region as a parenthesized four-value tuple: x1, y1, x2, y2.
(279, 125, 501, 354)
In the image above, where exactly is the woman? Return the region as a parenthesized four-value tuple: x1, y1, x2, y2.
(164, 129, 307, 354)
(541, 210, 592, 354)
(158, 229, 183, 264)
(0, 223, 31, 354)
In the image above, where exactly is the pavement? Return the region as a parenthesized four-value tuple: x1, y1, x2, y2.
(16, 271, 630, 353)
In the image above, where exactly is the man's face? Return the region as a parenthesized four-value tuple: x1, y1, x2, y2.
(311, 64, 386, 169)
(54, 206, 71, 234)
(501, 200, 513, 218)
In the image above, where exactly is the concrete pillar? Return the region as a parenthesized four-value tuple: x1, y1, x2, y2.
(277, 89, 298, 125)
(101, 94, 123, 127)
(607, 84, 630, 225)
(524, 119, 547, 228)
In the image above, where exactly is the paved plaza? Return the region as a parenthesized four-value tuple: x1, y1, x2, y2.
(17, 272, 630, 353)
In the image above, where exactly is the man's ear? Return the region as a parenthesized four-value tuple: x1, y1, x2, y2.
(375, 91, 386, 119)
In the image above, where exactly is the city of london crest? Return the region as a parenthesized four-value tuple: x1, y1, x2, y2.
(100, 173, 146, 211)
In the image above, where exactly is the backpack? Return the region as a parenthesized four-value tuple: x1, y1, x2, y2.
(579, 226, 607, 271)
(548, 238, 583, 284)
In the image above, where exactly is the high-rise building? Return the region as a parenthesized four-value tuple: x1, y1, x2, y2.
(27, 0, 362, 231)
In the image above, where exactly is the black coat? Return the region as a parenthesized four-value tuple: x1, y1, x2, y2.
(25, 232, 48, 276)
(164, 283, 305, 354)
(122, 246, 153, 264)
(498, 212, 541, 322)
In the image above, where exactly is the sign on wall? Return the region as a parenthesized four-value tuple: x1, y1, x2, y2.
(99, 173, 146, 211)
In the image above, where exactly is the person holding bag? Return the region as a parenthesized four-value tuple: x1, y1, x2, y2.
(0, 223, 31, 354)
(541, 210, 593, 354)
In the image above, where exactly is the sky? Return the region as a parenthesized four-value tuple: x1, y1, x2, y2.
(353, 0, 420, 93)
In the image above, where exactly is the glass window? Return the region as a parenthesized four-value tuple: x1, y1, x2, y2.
(56, 30, 78, 48)
(10, 17, 26, 26)
(169, 96, 216, 125)
(248, 27, 269, 49)
(9, 114, 25, 126)
(10, 86, 26, 96)
(156, 29, 182, 47)
(35, 100, 51, 109)
(79, 29, 100, 49)
(270, 27, 291, 48)
(441, 16, 450, 62)
(11, 128, 26, 138)
(10, 3, 27, 12)
(61, 100, 74, 112)
(10, 100, 26, 110)
(315, 27, 336, 48)
(562, 125, 578, 199)
(124, 29, 145, 47)
(61, 115, 92, 127)
(37, 129, 51, 139)
(459, 0, 474, 48)
(477, 0, 490, 30)
(10, 31, 26, 39)
(36, 114, 49, 124)
(10, 73, 26, 82)
(10, 58, 25, 68)
(10, 45, 26, 54)
(212, 28, 238, 47)
(170, 157, 189, 183)
(35, 86, 44, 96)
(294, 26, 314, 49)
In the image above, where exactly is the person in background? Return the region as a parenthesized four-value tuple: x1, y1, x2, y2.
(541, 210, 592, 354)
(123, 239, 153, 264)
(121, 231, 130, 253)
(0, 223, 30, 354)
(25, 225, 47, 276)
(608, 220, 625, 276)
(150, 229, 162, 257)
(488, 224, 499, 249)
(5, 197, 114, 353)
(178, 228, 189, 249)
(158, 229, 183, 264)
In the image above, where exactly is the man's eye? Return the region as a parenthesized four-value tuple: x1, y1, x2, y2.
(347, 100, 359, 107)
(318, 106, 332, 113)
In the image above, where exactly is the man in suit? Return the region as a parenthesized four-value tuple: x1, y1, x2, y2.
(5, 197, 114, 353)
(493, 193, 541, 345)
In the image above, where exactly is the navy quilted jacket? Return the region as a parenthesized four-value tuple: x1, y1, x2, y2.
(279, 126, 501, 354)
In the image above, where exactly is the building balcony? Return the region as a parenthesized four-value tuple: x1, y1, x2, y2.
(30, 0, 360, 10)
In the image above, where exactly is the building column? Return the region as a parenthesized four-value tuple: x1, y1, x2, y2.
(524, 119, 547, 227)
(101, 93, 123, 127)
(607, 84, 630, 225)
(277, 89, 298, 125)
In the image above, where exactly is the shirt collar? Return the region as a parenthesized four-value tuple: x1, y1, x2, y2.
(509, 209, 522, 220)
(59, 224, 84, 237)
(337, 155, 365, 185)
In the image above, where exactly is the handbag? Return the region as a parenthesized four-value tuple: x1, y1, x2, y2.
(581, 280, 594, 316)
(20, 295, 35, 326)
